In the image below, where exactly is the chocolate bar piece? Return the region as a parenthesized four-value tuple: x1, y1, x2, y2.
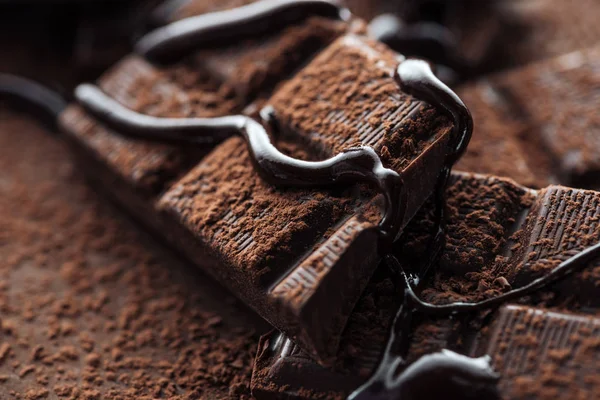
(250, 172, 600, 398)
(497, 47, 600, 188)
(508, 186, 600, 306)
(492, 0, 600, 67)
(455, 82, 553, 189)
(143, 0, 356, 103)
(61, 2, 352, 202)
(61, 57, 234, 197)
(472, 305, 600, 399)
(457, 45, 600, 189)
(157, 35, 454, 363)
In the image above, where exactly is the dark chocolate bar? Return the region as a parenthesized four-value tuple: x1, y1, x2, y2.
(457, 45, 600, 189)
(491, 0, 600, 67)
(455, 81, 552, 189)
(250, 172, 600, 398)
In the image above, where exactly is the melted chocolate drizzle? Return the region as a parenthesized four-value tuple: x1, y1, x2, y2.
(136, 0, 348, 62)
(349, 239, 600, 399)
(75, 84, 406, 241)
(65, 5, 599, 399)
(396, 241, 600, 315)
(394, 58, 472, 283)
(0, 74, 67, 130)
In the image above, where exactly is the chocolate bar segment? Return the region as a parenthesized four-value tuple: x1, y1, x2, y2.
(508, 186, 600, 306)
(457, 45, 600, 189)
(493, 0, 600, 67)
(250, 173, 600, 398)
(157, 134, 381, 364)
(61, 2, 353, 203)
(268, 35, 453, 228)
(473, 305, 600, 399)
(157, 34, 454, 363)
(455, 83, 552, 189)
(497, 47, 600, 188)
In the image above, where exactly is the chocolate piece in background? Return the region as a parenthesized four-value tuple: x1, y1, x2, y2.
(0, 107, 268, 399)
(455, 82, 554, 189)
(471, 306, 600, 399)
(141, 0, 358, 104)
(489, 0, 600, 69)
(251, 172, 600, 399)
(156, 35, 453, 363)
(368, 0, 505, 75)
(457, 45, 600, 190)
(385, 0, 600, 75)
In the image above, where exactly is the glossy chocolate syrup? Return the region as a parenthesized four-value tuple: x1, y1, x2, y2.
(349, 240, 600, 399)
(75, 84, 406, 241)
(395, 58, 472, 282)
(136, 0, 349, 62)
(0, 74, 67, 129)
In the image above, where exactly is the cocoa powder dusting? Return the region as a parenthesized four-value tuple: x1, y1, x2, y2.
(159, 136, 357, 288)
(0, 108, 266, 399)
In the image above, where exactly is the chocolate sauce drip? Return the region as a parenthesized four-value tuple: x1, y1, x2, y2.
(351, 240, 600, 399)
(73, 57, 470, 251)
(74, 84, 406, 241)
(136, 0, 348, 62)
(350, 323, 499, 400)
(0, 74, 67, 130)
(395, 58, 472, 281)
(396, 59, 472, 165)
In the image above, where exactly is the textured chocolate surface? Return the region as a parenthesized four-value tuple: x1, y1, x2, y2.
(61, 56, 233, 196)
(250, 172, 600, 399)
(472, 305, 600, 399)
(492, 0, 600, 68)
